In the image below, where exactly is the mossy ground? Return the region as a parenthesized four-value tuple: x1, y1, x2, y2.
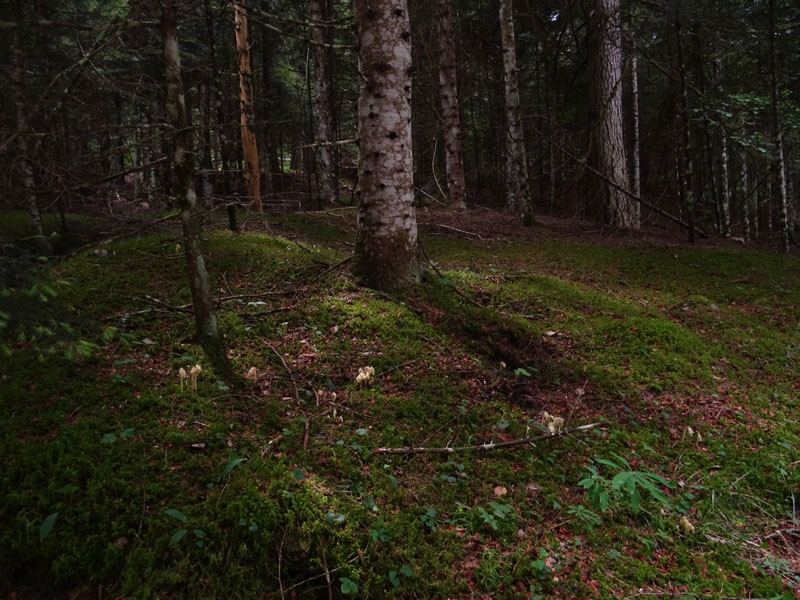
(2, 209, 799, 599)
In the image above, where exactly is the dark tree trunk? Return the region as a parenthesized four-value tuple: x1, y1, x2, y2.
(160, 0, 229, 374)
(587, 0, 637, 229)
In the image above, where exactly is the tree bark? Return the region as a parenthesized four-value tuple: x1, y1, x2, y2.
(436, 0, 466, 210)
(675, 2, 695, 242)
(352, 0, 420, 289)
(160, 0, 228, 373)
(629, 24, 642, 226)
(588, 0, 636, 229)
(310, 0, 337, 207)
(12, 0, 52, 255)
(769, 0, 789, 251)
(234, 0, 262, 211)
(499, 0, 533, 223)
(719, 126, 731, 237)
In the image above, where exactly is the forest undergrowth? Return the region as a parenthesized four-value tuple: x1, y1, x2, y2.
(2, 207, 800, 599)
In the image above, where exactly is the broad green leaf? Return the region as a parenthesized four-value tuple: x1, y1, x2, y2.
(399, 565, 413, 577)
(220, 457, 245, 480)
(340, 577, 358, 595)
(56, 484, 79, 494)
(164, 508, 187, 523)
(39, 513, 58, 542)
(169, 528, 187, 546)
(100, 433, 117, 444)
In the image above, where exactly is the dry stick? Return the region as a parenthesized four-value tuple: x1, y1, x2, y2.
(372, 422, 602, 455)
(419, 222, 482, 239)
(60, 210, 180, 260)
(529, 123, 703, 237)
(415, 185, 447, 207)
(431, 136, 448, 202)
(262, 338, 301, 402)
(418, 240, 485, 310)
(308, 255, 353, 285)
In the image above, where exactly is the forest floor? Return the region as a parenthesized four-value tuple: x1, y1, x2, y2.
(2, 206, 800, 599)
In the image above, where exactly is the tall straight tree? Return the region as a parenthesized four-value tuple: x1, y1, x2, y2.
(160, 0, 228, 372)
(12, 0, 51, 255)
(436, 0, 467, 210)
(587, 0, 637, 229)
(499, 0, 533, 223)
(234, 0, 262, 211)
(768, 0, 789, 251)
(310, 0, 337, 207)
(352, 0, 420, 289)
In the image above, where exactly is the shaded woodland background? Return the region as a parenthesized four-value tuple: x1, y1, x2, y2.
(1, 0, 798, 244)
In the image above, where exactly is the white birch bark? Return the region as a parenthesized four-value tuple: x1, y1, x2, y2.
(436, 0, 466, 210)
(588, 0, 637, 229)
(499, 0, 532, 222)
(352, 0, 420, 289)
(310, 0, 336, 206)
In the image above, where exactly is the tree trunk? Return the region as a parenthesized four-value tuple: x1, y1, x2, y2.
(588, 0, 636, 229)
(234, 0, 262, 211)
(436, 0, 466, 210)
(675, 2, 695, 242)
(12, 0, 52, 255)
(629, 26, 642, 225)
(352, 0, 420, 289)
(310, 0, 337, 207)
(769, 0, 789, 251)
(160, 0, 228, 374)
(719, 126, 731, 237)
(499, 0, 533, 223)
(740, 149, 751, 243)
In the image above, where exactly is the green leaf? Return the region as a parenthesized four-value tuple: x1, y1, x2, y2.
(120, 428, 135, 439)
(399, 565, 413, 577)
(169, 528, 187, 546)
(164, 508, 188, 523)
(193, 529, 206, 538)
(388, 570, 400, 587)
(219, 457, 245, 480)
(340, 577, 359, 595)
(355, 428, 369, 436)
(56, 484, 79, 494)
(496, 420, 510, 430)
(100, 433, 117, 444)
(39, 513, 58, 542)
(388, 474, 398, 489)
(514, 368, 531, 377)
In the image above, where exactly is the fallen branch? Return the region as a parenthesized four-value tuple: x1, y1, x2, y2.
(372, 422, 602, 455)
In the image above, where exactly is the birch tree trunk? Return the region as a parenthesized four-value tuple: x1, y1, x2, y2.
(310, 0, 336, 207)
(234, 0, 262, 211)
(499, 0, 533, 223)
(352, 0, 420, 289)
(12, 0, 52, 255)
(588, 0, 636, 229)
(436, 0, 466, 210)
(160, 0, 228, 373)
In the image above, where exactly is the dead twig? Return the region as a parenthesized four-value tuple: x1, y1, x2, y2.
(372, 422, 602, 455)
(262, 338, 300, 402)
